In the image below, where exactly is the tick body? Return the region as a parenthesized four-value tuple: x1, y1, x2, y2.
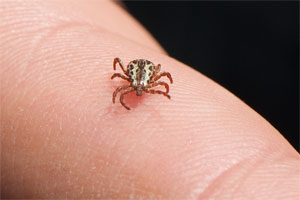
(111, 57, 173, 110)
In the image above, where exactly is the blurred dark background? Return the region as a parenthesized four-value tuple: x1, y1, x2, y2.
(123, 1, 299, 151)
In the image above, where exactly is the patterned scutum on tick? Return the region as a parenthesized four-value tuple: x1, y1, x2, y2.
(127, 59, 155, 87)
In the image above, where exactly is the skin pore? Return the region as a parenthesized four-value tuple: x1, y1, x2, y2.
(1, 0, 299, 199)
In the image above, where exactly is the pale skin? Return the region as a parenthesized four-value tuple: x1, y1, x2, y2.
(1, 0, 299, 199)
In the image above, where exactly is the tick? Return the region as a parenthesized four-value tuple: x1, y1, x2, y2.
(111, 57, 173, 110)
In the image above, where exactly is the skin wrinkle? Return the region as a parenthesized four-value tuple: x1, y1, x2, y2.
(238, 159, 299, 199)
(200, 152, 298, 199)
(194, 157, 251, 199)
(184, 152, 254, 198)
(203, 153, 276, 199)
(220, 156, 267, 199)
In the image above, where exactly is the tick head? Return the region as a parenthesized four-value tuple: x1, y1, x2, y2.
(138, 59, 146, 68)
(136, 85, 143, 96)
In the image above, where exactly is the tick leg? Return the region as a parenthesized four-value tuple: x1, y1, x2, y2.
(155, 64, 161, 74)
(154, 72, 173, 84)
(146, 81, 169, 93)
(120, 88, 135, 110)
(112, 84, 131, 103)
(113, 57, 127, 75)
(111, 73, 131, 81)
(145, 89, 171, 99)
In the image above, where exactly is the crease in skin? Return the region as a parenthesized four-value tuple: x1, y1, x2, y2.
(193, 144, 297, 199)
(193, 154, 265, 199)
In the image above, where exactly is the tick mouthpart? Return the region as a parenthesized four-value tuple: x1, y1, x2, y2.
(138, 59, 146, 68)
(136, 85, 143, 96)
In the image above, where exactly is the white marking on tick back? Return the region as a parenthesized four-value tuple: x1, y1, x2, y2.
(128, 61, 154, 87)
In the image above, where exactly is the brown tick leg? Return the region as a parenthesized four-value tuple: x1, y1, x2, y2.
(113, 57, 127, 74)
(146, 81, 169, 93)
(111, 73, 131, 81)
(154, 72, 173, 84)
(112, 84, 131, 103)
(120, 88, 135, 110)
(145, 89, 171, 99)
(155, 64, 161, 74)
